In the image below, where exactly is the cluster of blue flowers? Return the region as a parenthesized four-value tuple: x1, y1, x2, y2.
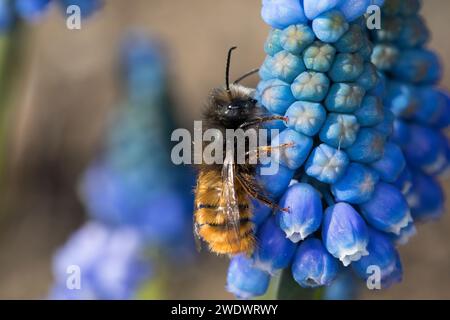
(50, 33, 194, 299)
(370, 0, 449, 222)
(226, 0, 447, 299)
(51, 222, 152, 299)
(0, 0, 102, 32)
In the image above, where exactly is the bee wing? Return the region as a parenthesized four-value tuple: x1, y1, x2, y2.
(221, 150, 241, 248)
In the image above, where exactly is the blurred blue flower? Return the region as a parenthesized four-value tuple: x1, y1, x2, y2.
(402, 124, 447, 175)
(53, 33, 194, 300)
(50, 222, 151, 300)
(0, 0, 14, 32)
(392, 49, 441, 84)
(406, 171, 445, 222)
(0, 0, 102, 33)
(120, 31, 166, 104)
(82, 33, 192, 247)
(15, 0, 51, 22)
(59, 0, 103, 18)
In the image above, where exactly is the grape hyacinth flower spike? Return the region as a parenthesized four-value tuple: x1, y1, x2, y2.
(370, 0, 449, 223)
(50, 222, 152, 300)
(51, 33, 194, 300)
(226, 0, 445, 299)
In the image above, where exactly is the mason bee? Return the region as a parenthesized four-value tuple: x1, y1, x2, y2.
(194, 47, 290, 256)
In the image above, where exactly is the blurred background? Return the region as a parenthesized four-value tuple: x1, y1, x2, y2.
(0, 0, 448, 299)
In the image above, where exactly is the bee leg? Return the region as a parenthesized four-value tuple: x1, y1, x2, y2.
(246, 143, 295, 164)
(239, 115, 288, 130)
(235, 173, 289, 213)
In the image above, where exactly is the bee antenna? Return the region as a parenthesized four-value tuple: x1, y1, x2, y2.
(226, 46, 237, 92)
(234, 68, 260, 85)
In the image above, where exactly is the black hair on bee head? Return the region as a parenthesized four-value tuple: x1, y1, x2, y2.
(204, 84, 261, 129)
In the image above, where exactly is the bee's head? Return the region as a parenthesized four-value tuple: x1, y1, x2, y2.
(210, 47, 260, 125)
(210, 85, 258, 125)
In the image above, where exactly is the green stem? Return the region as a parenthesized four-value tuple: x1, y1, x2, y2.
(276, 268, 325, 300)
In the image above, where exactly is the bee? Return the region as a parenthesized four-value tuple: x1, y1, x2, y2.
(194, 47, 290, 256)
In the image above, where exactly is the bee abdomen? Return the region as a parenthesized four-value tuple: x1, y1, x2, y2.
(194, 204, 255, 255)
(194, 170, 255, 255)
(208, 235, 255, 256)
(197, 219, 253, 241)
(197, 219, 255, 255)
(195, 204, 251, 225)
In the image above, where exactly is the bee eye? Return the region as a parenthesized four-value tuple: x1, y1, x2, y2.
(249, 99, 257, 105)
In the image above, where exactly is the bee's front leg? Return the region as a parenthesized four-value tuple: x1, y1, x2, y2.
(238, 115, 288, 130)
(245, 143, 295, 164)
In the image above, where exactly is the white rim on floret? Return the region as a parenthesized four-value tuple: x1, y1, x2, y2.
(423, 152, 447, 175)
(226, 284, 255, 300)
(379, 259, 401, 288)
(387, 211, 413, 236)
(339, 242, 369, 267)
(395, 224, 417, 246)
(284, 226, 311, 243)
(253, 258, 278, 276)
